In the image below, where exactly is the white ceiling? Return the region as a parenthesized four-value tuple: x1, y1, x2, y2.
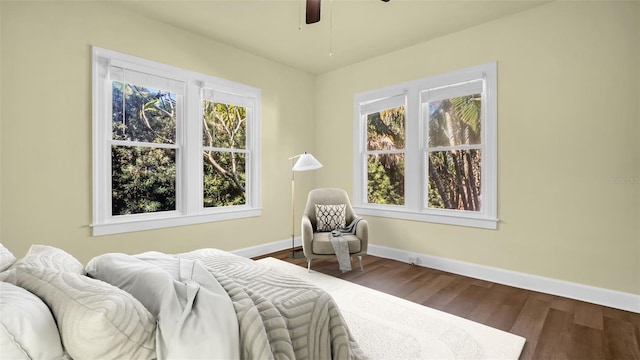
(118, 0, 548, 74)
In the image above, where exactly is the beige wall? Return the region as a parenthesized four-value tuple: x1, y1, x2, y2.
(0, 1, 317, 262)
(315, 1, 639, 295)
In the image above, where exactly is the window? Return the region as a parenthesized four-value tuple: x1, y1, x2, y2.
(201, 89, 251, 208)
(92, 47, 261, 236)
(353, 63, 497, 229)
(363, 94, 406, 206)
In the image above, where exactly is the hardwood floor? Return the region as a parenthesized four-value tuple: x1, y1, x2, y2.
(255, 249, 640, 360)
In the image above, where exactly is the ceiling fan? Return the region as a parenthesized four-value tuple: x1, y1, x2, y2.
(305, 0, 390, 24)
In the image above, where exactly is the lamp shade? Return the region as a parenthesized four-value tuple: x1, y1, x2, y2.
(292, 152, 323, 172)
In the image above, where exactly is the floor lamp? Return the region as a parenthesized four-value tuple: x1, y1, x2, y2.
(288, 152, 323, 259)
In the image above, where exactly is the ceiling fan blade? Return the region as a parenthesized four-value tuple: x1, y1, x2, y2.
(306, 0, 321, 24)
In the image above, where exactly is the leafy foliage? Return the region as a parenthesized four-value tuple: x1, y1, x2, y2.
(110, 82, 248, 216)
(202, 101, 247, 207)
(112, 82, 176, 144)
(427, 95, 482, 211)
(111, 146, 176, 215)
(428, 149, 481, 210)
(367, 154, 404, 205)
(364, 93, 483, 212)
(111, 82, 176, 215)
(366, 107, 405, 205)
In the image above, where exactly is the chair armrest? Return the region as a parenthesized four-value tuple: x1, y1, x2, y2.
(356, 218, 368, 253)
(301, 216, 314, 257)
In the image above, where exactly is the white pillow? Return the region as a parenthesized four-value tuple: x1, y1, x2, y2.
(15, 244, 84, 274)
(15, 265, 156, 360)
(0, 243, 16, 272)
(0, 268, 16, 283)
(0, 282, 67, 360)
(315, 204, 347, 232)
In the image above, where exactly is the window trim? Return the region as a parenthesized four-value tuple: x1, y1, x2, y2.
(353, 62, 497, 229)
(92, 47, 261, 236)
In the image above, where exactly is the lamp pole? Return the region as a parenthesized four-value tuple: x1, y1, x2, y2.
(289, 169, 303, 258)
(288, 152, 322, 259)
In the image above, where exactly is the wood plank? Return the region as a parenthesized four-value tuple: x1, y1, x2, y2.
(442, 284, 490, 318)
(571, 323, 603, 360)
(477, 284, 529, 332)
(484, 304, 523, 333)
(551, 296, 576, 313)
(404, 273, 457, 305)
(532, 308, 573, 360)
(574, 301, 604, 330)
(422, 276, 473, 311)
(510, 295, 551, 360)
(385, 268, 440, 299)
(604, 316, 640, 360)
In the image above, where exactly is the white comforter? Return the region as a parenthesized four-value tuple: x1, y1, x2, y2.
(86, 252, 240, 360)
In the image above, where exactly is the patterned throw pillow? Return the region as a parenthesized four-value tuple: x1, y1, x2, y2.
(315, 204, 346, 232)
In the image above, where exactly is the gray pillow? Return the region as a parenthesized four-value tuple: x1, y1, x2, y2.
(86, 252, 239, 359)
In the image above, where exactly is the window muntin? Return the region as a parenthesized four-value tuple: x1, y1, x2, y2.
(353, 63, 497, 229)
(92, 47, 261, 235)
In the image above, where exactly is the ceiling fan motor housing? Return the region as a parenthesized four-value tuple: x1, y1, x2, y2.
(306, 0, 389, 25)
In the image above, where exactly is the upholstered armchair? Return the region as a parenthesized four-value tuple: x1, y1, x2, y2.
(301, 188, 368, 272)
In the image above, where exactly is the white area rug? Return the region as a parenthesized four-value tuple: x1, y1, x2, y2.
(256, 257, 526, 360)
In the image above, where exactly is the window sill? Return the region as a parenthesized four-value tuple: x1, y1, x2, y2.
(353, 206, 498, 229)
(92, 208, 262, 236)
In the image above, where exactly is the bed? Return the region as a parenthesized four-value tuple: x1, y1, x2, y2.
(0, 244, 365, 360)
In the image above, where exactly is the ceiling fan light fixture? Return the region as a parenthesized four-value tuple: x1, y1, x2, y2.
(306, 0, 321, 24)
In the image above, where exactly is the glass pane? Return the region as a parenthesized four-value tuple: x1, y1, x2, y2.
(427, 94, 481, 147)
(202, 101, 247, 150)
(111, 146, 176, 215)
(203, 151, 246, 207)
(427, 149, 481, 211)
(367, 106, 405, 151)
(112, 81, 176, 144)
(367, 153, 404, 205)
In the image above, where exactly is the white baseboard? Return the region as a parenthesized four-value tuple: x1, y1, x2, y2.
(231, 237, 301, 258)
(368, 244, 640, 314)
(232, 240, 640, 313)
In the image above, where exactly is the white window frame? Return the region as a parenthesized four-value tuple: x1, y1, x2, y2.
(353, 62, 497, 229)
(92, 47, 261, 236)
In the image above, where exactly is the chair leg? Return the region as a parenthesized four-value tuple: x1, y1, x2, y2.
(358, 256, 363, 271)
(307, 259, 312, 273)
